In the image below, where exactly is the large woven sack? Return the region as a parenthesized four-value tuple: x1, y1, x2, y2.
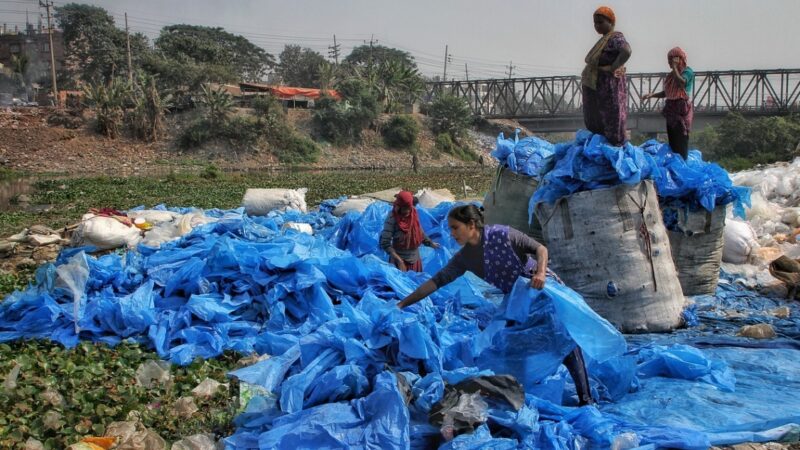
(666, 204, 727, 296)
(242, 188, 308, 215)
(535, 181, 685, 333)
(483, 166, 544, 243)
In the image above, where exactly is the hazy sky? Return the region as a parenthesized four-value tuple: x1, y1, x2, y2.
(2, 0, 799, 79)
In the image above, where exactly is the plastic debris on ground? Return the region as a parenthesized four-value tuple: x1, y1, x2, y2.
(1, 199, 799, 449)
(723, 158, 800, 294)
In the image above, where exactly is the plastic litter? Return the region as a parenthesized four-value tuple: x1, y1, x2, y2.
(104, 417, 167, 450)
(2, 361, 20, 390)
(738, 324, 777, 339)
(135, 360, 172, 388)
(191, 378, 227, 398)
(173, 396, 199, 418)
(171, 434, 218, 450)
(24, 438, 45, 450)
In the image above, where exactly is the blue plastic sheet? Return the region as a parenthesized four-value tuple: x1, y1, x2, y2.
(2, 202, 800, 449)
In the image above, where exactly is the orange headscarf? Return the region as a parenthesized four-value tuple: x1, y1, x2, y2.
(594, 6, 616, 25)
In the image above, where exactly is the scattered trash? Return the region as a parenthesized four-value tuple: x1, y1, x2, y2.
(105, 417, 167, 450)
(2, 362, 20, 390)
(24, 437, 45, 450)
(191, 378, 227, 398)
(135, 360, 172, 388)
(738, 324, 777, 339)
(172, 396, 199, 418)
(171, 434, 218, 450)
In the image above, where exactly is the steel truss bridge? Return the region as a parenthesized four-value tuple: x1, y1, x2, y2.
(424, 69, 800, 132)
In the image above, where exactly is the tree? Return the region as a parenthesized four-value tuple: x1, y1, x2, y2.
(276, 45, 329, 88)
(428, 94, 473, 141)
(313, 78, 380, 145)
(154, 25, 274, 84)
(344, 44, 416, 70)
(55, 3, 148, 85)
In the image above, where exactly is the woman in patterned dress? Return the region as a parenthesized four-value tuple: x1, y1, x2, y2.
(397, 204, 594, 406)
(581, 6, 632, 146)
(642, 47, 696, 159)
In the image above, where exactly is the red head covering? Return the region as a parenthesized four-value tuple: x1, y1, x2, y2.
(594, 6, 616, 25)
(665, 47, 689, 100)
(392, 191, 423, 249)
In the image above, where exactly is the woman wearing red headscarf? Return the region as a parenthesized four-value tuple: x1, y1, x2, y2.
(380, 191, 439, 272)
(581, 6, 632, 146)
(642, 47, 695, 159)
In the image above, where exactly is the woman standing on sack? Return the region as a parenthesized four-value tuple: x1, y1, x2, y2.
(642, 47, 695, 159)
(581, 6, 632, 146)
(397, 205, 595, 406)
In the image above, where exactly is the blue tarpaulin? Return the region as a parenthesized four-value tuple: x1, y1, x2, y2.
(1, 200, 798, 449)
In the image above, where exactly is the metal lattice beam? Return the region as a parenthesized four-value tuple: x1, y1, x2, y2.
(425, 69, 800, 118)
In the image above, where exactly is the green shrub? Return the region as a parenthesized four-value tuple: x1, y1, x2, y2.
(382, 114, 420, 149)
(201, 164, 221, 179)
(178, 119, 213, 149)
(268, 121, 320, 164)
(434, 132, 477, 162)
(691, 112, 800, 167)
(251, 95, 284, 120)
(219, 115, 262, 148)
(313, 78, 380, 145)
(428, 94, 472, 140)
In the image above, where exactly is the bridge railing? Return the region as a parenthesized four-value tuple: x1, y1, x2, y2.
(425, 69, 800, 118)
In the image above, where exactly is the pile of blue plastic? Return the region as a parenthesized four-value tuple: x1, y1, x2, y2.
(1, 202, 799, 449)
(491, 130, 751, 224)
(491, 131, 554, 177)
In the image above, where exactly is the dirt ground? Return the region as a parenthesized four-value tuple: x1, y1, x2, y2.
(0, 107, 498, 175)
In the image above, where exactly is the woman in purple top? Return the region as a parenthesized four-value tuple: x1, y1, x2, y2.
(581, 6, 632, 146)
(398, 205, 594, 406)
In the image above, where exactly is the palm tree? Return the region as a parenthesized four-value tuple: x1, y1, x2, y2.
(199, 85, 234, 127)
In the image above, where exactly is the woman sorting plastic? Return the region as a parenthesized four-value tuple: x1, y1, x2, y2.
(581, 6, 632, 146)
(642, 47, 695, 159)
(380, 190, 439, 272)
(397, 205, 594, 406)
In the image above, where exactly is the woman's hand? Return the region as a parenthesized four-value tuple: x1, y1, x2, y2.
(392, 255, 407, 272)
(641, 93, 653, 101)
(531, 273, 546, 289)
(612, 66, 626, 78)
(429, 242, 441, 249)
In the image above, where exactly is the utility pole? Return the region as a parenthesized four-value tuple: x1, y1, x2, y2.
(39, 0, 57, 107)
(442, 45, 452, 82)
(125, 12, 133, 83)
(506, 61, 516, 79)
(328, 34, 341, 64)
(464, 63, 469, 81)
